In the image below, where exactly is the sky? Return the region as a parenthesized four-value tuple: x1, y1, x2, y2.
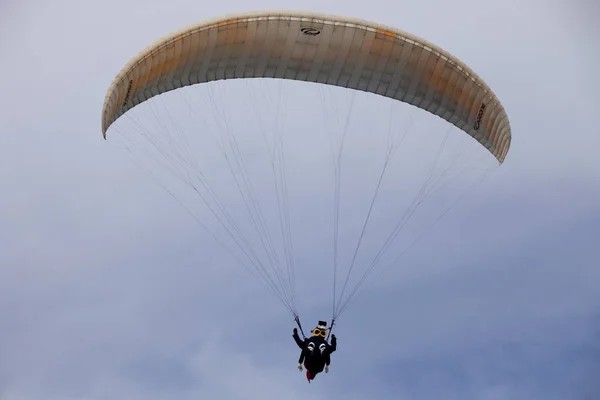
(1, 0, 599, 399)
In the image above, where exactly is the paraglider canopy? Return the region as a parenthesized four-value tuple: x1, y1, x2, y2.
(101, 10, 510, 163)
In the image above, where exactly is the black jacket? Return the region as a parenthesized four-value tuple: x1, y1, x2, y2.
(293, 330, 337, 368)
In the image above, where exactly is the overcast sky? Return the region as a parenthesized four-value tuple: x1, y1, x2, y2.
(1, 0, 599, 399)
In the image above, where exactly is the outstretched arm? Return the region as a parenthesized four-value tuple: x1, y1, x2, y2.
(292, 328, 304, 349)
(324, 335, 337, 366)
(329, 334, 337, 353)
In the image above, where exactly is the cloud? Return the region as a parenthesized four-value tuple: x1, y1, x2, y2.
(1, 0, 598, 399)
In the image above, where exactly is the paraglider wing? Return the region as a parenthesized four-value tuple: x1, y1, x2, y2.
(101, 10, 510, 163)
